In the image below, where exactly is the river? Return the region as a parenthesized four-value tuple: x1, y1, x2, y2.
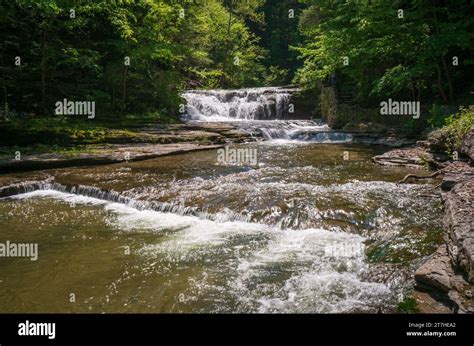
(0, 88, 442, 313)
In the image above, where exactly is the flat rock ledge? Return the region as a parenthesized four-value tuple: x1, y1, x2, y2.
(371, 146, 452, 169)
(440, 178, 474, 279)
(0, 122, 254, 173)
(372, 129, 474, 169)
(0, 143, 224, 173)
(415, 244, 472, 313)
(440, 161, 474, 190)
(372, 147, 434, 168)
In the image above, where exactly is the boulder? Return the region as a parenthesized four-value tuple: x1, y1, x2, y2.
(440, 161, 474, 191)
(461, 129, 474, 161)
(415, 245, 454, 292)
(371, 147, 435, 169)
(415, 245, 473, 313)
(441, 179, 474, 281)
(426, 128, 449, 153)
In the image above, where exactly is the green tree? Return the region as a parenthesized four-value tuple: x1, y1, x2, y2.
(294, 0, 474, 105)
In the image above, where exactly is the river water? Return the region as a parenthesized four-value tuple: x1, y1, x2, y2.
(0, 88, 442, 313)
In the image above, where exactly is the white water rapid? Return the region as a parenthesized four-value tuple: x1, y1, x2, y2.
(183, 87, 353, 143)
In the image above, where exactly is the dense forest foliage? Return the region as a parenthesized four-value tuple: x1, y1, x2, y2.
(0, 0, 473, 118)
(1, 0, 271, 116)
(295, 0, 474, 107)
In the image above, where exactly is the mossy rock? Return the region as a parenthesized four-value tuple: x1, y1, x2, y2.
(397, 297, 419, 313)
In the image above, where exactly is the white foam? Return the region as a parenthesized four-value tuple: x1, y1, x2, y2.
(224, 227, 393, 312)
(9, 190, 108, 206)
(252, 271, 393, 313)
(9, 189, 394, 312)
(183, 88, 293, 121)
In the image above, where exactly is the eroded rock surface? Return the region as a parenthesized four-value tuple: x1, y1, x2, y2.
(442, 180, 474, 281)
(413, 164, 473, 313)
(0, 122, 253, 173)
(415, 245, 453, 293)
(441, 161, 474, 190)
(461, 129, 474, 161)
(373, 129, 474, 313)
(371, 147, 434, 168)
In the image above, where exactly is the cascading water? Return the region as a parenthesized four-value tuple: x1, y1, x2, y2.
(0, 142, 442, 313)
(183, 87, 294, 121)
(0, 179, 249, 223)
(183, 87, 353, 143)
(0, 86, 442, 314)
(236, 120, 353, 142)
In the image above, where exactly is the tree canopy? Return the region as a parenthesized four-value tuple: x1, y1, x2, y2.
(0, 0, 270, 116)
(294, 0, 474, 106)
(0, 0, 472, 118)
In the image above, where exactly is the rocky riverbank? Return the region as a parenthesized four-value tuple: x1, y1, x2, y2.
(373, 129, 474, 313)
(0, 122, 253, 173)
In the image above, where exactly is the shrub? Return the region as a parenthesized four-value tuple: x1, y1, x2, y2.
(427, 104, 445, 128)
(397, 297, 419, 313)
(442, 106, 474, 155)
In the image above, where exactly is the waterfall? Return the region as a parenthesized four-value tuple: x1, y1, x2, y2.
(238, 121, 353, 142)
(183, 87, 294, 121)
(0, 179, 250, 223)
(183, 86, 353, 143)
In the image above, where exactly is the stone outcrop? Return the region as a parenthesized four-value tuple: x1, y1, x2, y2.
(373, 130, 474, 313)
(440, 161, 474, 190)
(414, 244, 472, 313)
(0, 122, 254, 173)
(372, 127, 473, 170)
(415, 245, 454, 293)
(371, 147, 436, 169)
(442, 179, 474, 281)
(414, 177, 473, 313)
(290, 91, 318, 119)
(352, 135, 415, 147)
(425, 128, 449, 152)
(342, 122, 388, 133)
(461, 129, 474, 161)
(341, 122, 416, 147)
(0, 143, 224, 173)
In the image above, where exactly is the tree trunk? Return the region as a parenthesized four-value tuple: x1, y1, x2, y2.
(112, 84, 116, 110)
(435, 62, 448, 102)
(440, 56, 454, 102)
(122, 39, 129, 110)
(1, 41, 6, 118)
(413, 79, 420, 102)
(220, 0, 234, 87)
(3, 86, 6, 117)
(431, 0, 453, 102)
(122, 66, 127, 109)
(410, 78, 416, 102)
(398, 170, 443, 184)
(41, 27, 46, 114)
